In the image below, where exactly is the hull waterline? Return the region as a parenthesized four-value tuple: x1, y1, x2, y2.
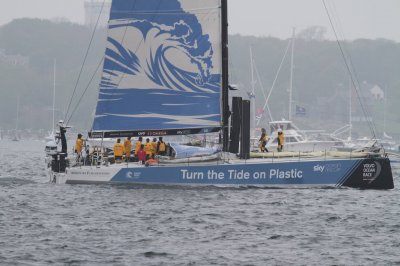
(49, 157, 394, 190)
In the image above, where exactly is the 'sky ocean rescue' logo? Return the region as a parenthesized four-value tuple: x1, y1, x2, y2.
(313, 163, 342, 173)
(126, 171, 141, 179)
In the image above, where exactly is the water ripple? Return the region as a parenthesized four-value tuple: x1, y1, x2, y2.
(0, 140, 399, 265)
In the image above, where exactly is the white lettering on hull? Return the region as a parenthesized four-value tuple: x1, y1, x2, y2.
(181, 170, 204, 180)
(180, 169, 304, 180)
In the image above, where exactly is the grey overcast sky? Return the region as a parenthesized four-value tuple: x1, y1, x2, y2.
(0, 0, 399, 41)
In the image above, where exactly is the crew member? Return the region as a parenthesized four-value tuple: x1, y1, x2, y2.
(75, 134, 84, 154)
(144, 138, 153, 160)
(134, 137, 143, 159)
(74, 133, 85, 162)
(259, 128, 269, 152)
(124, 137, 132, 162)
(151, 138, 158, 157)
(277, 128, 284, 152)
(113, 138, 125, 163)
(157, 137, 167, 156)
(137, 144, 147, 165)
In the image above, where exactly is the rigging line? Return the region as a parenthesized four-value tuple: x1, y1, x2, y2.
(250, 56, 263, 98)
(328, 0, 347, 41)
(321, 0, 377, 139)
(257, 39, 292, 125)
(253, 57, 274, 122)
(67, 24, 112, 129)
(67, 57, 105, 125)
(323, 0, 377, 138)
(64, 0, 107, 123)
(325, 0, 374, 131)
(326, 1, 360, 90)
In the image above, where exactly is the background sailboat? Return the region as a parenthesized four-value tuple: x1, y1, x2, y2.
(252, 29, 344, 152)
(45, 59, 57, 142)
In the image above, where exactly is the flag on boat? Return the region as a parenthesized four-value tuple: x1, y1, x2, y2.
(255, 107, 265, 120)
(256, 107, 265, 115)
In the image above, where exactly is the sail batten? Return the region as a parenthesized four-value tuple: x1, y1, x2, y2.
(92, 0, 223, 136)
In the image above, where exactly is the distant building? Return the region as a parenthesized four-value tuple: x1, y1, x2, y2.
(370, 85, 384, 100)
(84, 0, 112, 29)
(359, 81, 385, 101)
(0, 49, 30, 68)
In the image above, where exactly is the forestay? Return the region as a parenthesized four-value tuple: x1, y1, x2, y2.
(91, 0, 223, 138)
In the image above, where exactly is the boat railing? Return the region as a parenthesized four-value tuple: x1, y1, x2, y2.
(66, 148, 385, 169)
(246, 149, 383, 164)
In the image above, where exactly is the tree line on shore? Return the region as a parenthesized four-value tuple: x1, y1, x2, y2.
(0, 18, 399, 138)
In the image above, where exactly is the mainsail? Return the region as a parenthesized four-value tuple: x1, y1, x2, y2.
(91, 0, 223, 138)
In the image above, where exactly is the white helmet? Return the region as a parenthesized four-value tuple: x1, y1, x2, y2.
(278, 128, 283, 133)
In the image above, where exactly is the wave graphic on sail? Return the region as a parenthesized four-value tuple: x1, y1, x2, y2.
(93, 0, 222, 132)
(101, 1, 220, 93)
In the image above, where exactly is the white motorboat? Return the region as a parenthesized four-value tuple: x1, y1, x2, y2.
(263, 120, 344, 152)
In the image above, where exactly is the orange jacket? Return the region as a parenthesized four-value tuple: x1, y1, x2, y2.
(278, 133, 284, 146)
(144, 142, 153, 156)
(75, 138, 84, 153)
(151, 141, 157, 154)
(113, 143, 125, 157)
(135, 141, 141, 155)
(158, 141, 166, 152)
(124, 139, 132, 155)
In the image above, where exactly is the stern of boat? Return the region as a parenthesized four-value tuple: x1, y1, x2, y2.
(342, 157, 394, 189)
(46, 152, 69, 184)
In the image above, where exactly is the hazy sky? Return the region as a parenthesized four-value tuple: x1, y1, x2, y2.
(1, 0, 399, 41)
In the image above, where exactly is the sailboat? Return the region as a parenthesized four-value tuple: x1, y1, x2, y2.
(47, 0, 393, 189)
(252, 30, 344, 152)
(45, 59, 57, 142)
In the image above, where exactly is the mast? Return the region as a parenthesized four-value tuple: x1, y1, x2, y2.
(221, 0, 230, 152)
(288, 28, 295, 121)
(250, 46, 256, 136)
(52, 59, 56, 135)
(349, 77, 352, 140)
(383, 86, 387, 136)
(15, 95, 20, 131)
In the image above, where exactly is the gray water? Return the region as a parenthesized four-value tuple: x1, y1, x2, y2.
(1, 140, 399, 266)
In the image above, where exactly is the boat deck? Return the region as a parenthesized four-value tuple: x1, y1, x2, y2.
(69, 151, 380, 170)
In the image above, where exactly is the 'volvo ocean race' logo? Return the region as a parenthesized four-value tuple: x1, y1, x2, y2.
(362, 161, 381, 183)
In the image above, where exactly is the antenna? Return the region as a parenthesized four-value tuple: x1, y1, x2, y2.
(349, 77, 352, 140)
(288, 28, 295, 121)
(250, 45, 256, 135)
(52, 58, 56, 135)
(15, 94, 20, 131)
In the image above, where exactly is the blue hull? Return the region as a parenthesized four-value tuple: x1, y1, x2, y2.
(65, 157, 394, 189)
